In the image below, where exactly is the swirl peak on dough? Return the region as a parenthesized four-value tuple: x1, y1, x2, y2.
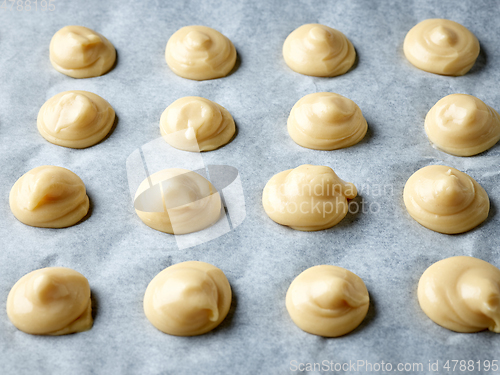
(418, 256, 500, 333)
(144, 261, 231, 336)
(262, 165, 357, 231)
(7, 267, 92, 335)
(160, 96, 235, 151)
(165, 26, 237, 81)
(134, 168, 221, 234)
(38, 90, 115, 149)
(425, 94, 500, 156)
(288, 92, 367, 150)
(403, 19, 479, 76)
(283, 24, 356, 77)
(286, 265, 369, 337)
(50, 26, 116, 78)
(403, 165, 489, 234)
(9, 166, 89, 228)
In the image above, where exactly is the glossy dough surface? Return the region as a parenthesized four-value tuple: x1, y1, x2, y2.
(425, 94, 500, 156)
(403, 165, 489, 234)
(286, 265, 369, 337)
(418, 256, 500, 333)
(282, 23, 356, 77)
(134, 168, 221, 234)
(165, 26, 236, 80)
(403, 19, 479, 76)
(144, 261, 231, 336)
(262, 165, 357, 231)
(160, 96, 235, 151)
(7, 267, 92, 335)
(50, 25, 116, 78)
(38, 90, 115, 149)
(287, 92, 367, 150)
(9, 166, 89, 228)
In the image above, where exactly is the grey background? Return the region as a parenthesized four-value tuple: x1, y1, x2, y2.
(1, 0, 499, 374)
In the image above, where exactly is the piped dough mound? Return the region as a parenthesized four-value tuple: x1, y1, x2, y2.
(403, 19, 479, 76)
(144, 261, 232, 336)
(286, 265, 369, 337)
(262, 165, 357, 231)
(7, 267, 93, 335)
(160, 96, 235, 151)
(165, 26, 237, 80)
(287, 92, 367, 150)
(425, 94, 500, 156)
(282, 23, 356, 77)
(403, 165, 489, 234)
(37, 90, 115, 149)
(134, 168, 222, 234)
(9, 166, 89, 228)
(418, 256, 500, 333)
(50, 25, 116, 78)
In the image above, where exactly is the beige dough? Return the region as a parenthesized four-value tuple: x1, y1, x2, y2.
(425, 94, 500, 156)
(134, 168, 221, 234)
(144, 261, 231, 336)
(282, 23, 356, 77)
(262, 165, 357, 231)
(7, 267, 92, 335)
(50, 25, 116, 78)
(37, 90, 115, 149)
(160, 96, 235, 151)
(286, 265, 369, 337)
(418, 256, 500, 333)
(165, 26, 236, 80)
(403, 19, 479, 76)
(9, 166, 89, 228)
(287, 92, 367, 150)
(403, 165, 489, 234)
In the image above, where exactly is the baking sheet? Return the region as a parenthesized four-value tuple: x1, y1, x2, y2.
(1, 0, 499, 374)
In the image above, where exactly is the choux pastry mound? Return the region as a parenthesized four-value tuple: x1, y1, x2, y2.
(7, 267, 93, 335)
(403, 165, 489, 234)
(262, 165, 357, 231)
(282, 23, 356, 77)
(403, 19, 479, 76)
(425, 94, 500, 156)
(160, 96, 235, 152)
(165, 25, 237, 81)
(49, 25, 116, 79)
(418, 256, 500, 333)
(287, 92, 367, 150)
(37, 90, 115, 149)
(286, 265, 369, 337)
(9, 166, 90, 228)
(144, 261, 232, 336)
(134, 168, 222, 235)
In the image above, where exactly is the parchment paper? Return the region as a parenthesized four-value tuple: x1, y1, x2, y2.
(0, 0, 499, 374)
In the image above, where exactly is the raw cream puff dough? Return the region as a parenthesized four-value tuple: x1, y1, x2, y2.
(134, 168, 221, 234)
(283, 23, 356, 77)
(144, 261, 231, 336)
(9, 166, 89, 228)
(287, 92, 367, 150)
(160, 96, 235, 151)
(425, 94, 500, 156)
(403, 165, 489, 234)
(38, 90, 115, 149)
(262, 165, 357, 231)
(50, 25, 116, 78)
(404, 19, 480, 76)
(418, 256, 500, 333)
(7, 267, 93, 335)
(286, 265, 369, 337)
(165, 25, 236, 80)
